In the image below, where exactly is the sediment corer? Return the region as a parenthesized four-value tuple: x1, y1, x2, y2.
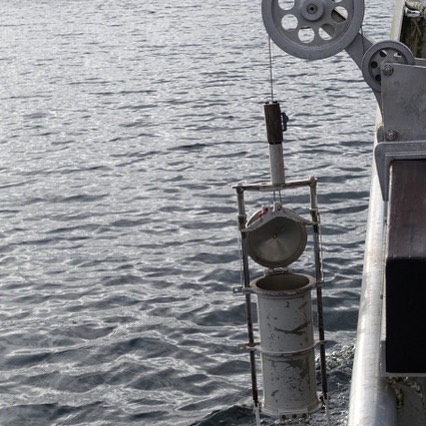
(264, 101, 287, 185)
(251, 272, 322, 417)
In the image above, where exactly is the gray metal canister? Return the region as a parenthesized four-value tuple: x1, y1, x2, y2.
(251, 272, 321, 417)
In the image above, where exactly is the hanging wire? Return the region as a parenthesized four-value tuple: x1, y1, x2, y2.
(272, 189, 284, 206)
(268, 36, 275, 102)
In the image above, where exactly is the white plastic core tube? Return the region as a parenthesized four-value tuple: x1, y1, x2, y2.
(268, 143, 285, 185)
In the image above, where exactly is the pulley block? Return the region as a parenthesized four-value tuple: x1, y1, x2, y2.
(361, 40, 415, 92)
(262, 0, 364, 60)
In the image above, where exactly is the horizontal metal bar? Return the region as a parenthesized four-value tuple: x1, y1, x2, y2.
(233, 177, 316, 192)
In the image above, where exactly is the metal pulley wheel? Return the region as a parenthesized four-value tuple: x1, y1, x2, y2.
(262, 0, 364, 60)
(361, 40, 416, 92)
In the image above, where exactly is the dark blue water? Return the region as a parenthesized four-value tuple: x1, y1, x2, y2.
(0, 1, 394, 424)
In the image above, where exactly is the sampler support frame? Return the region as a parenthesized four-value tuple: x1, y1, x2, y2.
(233, 176, 329, 423)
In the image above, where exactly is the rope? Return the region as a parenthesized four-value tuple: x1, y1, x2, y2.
(405, 0, 426, 18)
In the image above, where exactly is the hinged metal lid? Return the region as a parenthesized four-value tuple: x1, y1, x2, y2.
(245, 204, 309, 268)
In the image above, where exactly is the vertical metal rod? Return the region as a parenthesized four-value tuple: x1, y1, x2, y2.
(309, 180, 329, 413)
(236, 186, 259, 407)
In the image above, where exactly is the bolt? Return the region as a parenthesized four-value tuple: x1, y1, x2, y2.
(382, 63, 394, 76)
(301, 0, 324, 21)
(386, 130, 398, 141)
(307, 3, 318, 14)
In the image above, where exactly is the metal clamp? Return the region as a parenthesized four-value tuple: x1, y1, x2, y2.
(233, 286, 254, 294)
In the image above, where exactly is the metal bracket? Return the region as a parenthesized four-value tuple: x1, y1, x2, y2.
(233, 286, 254, 295)
(381, 63, 426, 142)
(344, 31, 373, 71)
(239, 342, 260, 351)
(374, 62, 426, 200)
(242, 204, 311, 234)
(374, 140, 426, 200)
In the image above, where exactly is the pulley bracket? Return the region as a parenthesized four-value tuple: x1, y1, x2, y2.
(361, 40, 416, 93)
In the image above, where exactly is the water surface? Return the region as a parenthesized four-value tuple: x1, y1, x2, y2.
(0, 1, 394, 424)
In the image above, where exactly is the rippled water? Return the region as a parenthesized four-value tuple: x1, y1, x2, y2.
(0, 1, 394, 425)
